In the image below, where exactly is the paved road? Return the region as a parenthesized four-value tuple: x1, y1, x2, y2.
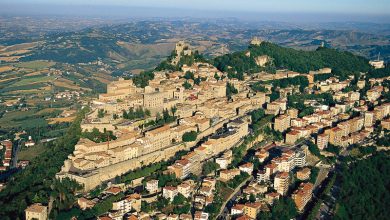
(11, 139, 22, 168)
(217, 176, 253, 219)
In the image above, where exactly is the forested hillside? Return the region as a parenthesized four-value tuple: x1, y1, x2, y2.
(213, 42, 371, 79)
(0, 108, 89, 219)
(335, 152, 390, 220)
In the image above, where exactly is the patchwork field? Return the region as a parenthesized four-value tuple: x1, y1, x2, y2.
(0, 66, 14, 73)
(0, 56, 22, 62)
(48, 116, 76, 124)
(0, 110, 47, 129)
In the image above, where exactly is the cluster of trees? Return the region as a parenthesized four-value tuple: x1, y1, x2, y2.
(269, 89, 280, 102)
(121, 150, 186, 184)
(227, 172, 250, 189)
(213, 49, 261, 76)
(81, 128, 117, 143)
(256, 197, 298, 220)
(288, 92, 335, 108)
(144, 108, 177, 128)
(376, 129, 389, 146)
(202, 161, 220, 175)
(335, 152, 390, 220)
(231, 143, 247, 168)
(142, 192, 190, 215)
(324, 144, 341, 155)
(177, 50, 208, 67)
(0, 108, 89, 219)
(155, 60, 180, 72)
(250, 108, 266, 126)
(305, 172, 336, 220)
(270, 75, 309, 92)
(226, 82, 238, 99)
(122, 107, 151, 120)
(183, 71, 206, 86)
(57, 192, 126, 219)
(156, 50, 208, 72)
(366, 66, 390, 79)
(263, 126, 283, 141)
(182, 131, 197, 142)
(309, 166, 320, 184)
(131, 70, 155, 88)
(97, 109, 105, 118)
(251, 83, 268, 93)
(306, 140, 329, 162)
(182, 80, 192, 90)
(121, 161, 168, 184)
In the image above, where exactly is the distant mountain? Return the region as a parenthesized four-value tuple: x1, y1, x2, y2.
(0, 19, 388, 75)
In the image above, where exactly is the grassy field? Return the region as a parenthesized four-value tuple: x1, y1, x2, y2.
(0, 109, 57, 130)
(11, 75, 55, 87)
(16, 60, 55, 70)
(1, 83, 47, 93)
(18, 144, 46, 161)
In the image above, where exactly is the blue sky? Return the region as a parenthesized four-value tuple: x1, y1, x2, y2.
(2, 0, 389, 15)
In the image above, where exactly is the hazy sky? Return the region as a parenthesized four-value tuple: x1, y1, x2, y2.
(1, 0, 390, 22)
(2, 0, 389, 14)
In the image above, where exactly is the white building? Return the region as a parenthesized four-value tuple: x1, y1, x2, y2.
(146, 179, 159, 194)
(163, 186, 178, 201)
(294, 150, 306, 167)
(112, 198, 132, 214)
(274, 172, 290, 196)
(239, 162, 254, 174)
(257, 170, 269, 183)
(215, 157, 229, 169)
(178, 183, 192, 198)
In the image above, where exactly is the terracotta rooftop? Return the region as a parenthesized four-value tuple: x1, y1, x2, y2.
(106, 187, 121, 194)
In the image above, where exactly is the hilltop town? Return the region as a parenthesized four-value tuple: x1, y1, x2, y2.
(1, 36, 389, 220)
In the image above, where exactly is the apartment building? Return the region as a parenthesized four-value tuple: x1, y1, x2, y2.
(242, 202, 263, 219)
(146, 179, 159, 194)
(274, 172, 290, 196)
(316, 133, 329, 150)
(292, 182, 314, 212)
(287, 108, 299, 119)
(274, 114, 291, 132)
(219, 168, 240, 182)
(163, 186, 178, 201)
(239, 162, 254, 174)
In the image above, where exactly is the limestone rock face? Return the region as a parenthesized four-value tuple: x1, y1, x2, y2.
(255, 55, 270, 67)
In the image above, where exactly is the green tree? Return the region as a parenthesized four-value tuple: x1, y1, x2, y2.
(182, 81, 192, 90)
(97, 109, 105, 118)
(249, 193, 256, 203)
(182, 131, 197, 142)
(271, 197, 298, 220)
(172, 194, 187, 206)
(226, 82, 238, 99)
(202, 161, 220, 175)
